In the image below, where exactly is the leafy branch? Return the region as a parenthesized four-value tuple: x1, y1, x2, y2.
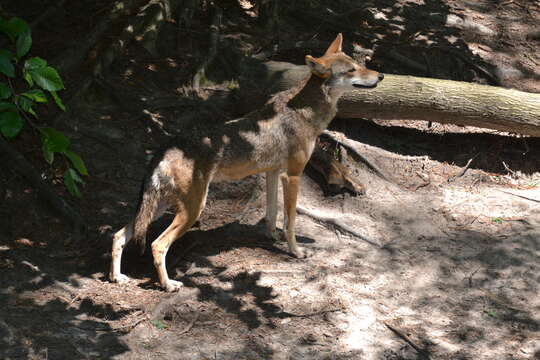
(0, 16, 86, 197)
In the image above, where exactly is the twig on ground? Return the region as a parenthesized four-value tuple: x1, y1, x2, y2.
(384, 322, 431, 359)
(177, 312, 200, 335)
(20, 260, 40, 272)
(448, 154, 478, 182)
(501, 161, 516, 176)
(284, 307, 344, 318)
(495, 189, 540, 203)
(113, 313, 148, 332)
(68, 292, 84, 307)
(412, 171, 431, 191)
(296, 205, 381, 248)
(467, 267, 481, 288)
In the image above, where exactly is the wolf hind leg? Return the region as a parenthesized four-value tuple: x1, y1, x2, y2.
(151, 184, 209, 292)
(109, 201, 169, 283)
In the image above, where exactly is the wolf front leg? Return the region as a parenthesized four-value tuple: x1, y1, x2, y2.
(281, 174, 305, 258)
(265, 169, 280, 240)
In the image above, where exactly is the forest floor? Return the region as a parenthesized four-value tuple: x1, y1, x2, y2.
(1, 0, 539, 359)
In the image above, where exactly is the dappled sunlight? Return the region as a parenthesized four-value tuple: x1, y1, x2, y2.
(1, 0, 538, 358)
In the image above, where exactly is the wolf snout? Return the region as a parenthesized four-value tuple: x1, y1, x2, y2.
(378, 73, 384, 81)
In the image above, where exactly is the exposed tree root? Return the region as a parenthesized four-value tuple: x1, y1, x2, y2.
(296, 205, 381, 248)
(321, 130, 394, 183)
(308, 144, 365, 195)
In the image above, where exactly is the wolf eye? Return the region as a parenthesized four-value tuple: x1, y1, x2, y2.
(347, 68, 356, 73)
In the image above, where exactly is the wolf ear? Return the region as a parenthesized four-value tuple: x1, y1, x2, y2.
(324, 33, 343, 56)
(305, 55, 331, 78)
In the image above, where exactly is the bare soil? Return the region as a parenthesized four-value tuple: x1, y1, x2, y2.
(1, 1, 539, 359)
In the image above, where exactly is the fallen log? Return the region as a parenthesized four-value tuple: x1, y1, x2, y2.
(242, 61, 540, 137)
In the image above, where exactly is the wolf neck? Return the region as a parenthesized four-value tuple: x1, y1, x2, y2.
(288, 74, 340, 132)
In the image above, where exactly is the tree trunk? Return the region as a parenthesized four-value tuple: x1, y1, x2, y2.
(244, 61, 540, 137)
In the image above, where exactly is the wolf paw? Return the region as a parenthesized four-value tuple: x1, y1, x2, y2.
(291, 248, 306, 259)
(265, 228, 283, 242)
(110, 273, 130, 284)
(164, 280, 184, 292)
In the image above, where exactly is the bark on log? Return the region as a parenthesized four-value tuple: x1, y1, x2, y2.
(246, 61, 540, 137)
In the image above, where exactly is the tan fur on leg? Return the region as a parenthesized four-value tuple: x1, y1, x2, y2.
(282, 175, 304, 258)
(151, 184, 209, 292)
(265, 169, 280, 240)
(110, 221, 134, 283)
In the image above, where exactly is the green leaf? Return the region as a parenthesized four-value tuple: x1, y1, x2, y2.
(0, 111, 23, 138)
(50, 90, 66, 111)
(0, 17, 29, 41)
(24, 57, 47, 71)
(23, 70, 33, 87)
(18, 96, 37, 117)
(42, 141, 54, 164)
(16, 29, 32, 58)
(29, 66, 64, 91)
(22, 57, 47, 87)
(64, 150, 88, 176)
(0, 51, 15, 78)
(0, 82, 11, 100)
(150, 320, 167, 329)
(69, 168, 84, 184)
(42, 127, 70, 153)
(63, 168, 84, 197)
(22, 89, 47, 103)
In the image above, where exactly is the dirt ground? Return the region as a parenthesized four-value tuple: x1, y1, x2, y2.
(1, 0, 539, 359)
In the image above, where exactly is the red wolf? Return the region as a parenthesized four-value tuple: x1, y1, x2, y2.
(110, 34, 384, 291)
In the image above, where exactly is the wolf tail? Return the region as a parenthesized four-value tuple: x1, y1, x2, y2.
(132, 171, 162, 254)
